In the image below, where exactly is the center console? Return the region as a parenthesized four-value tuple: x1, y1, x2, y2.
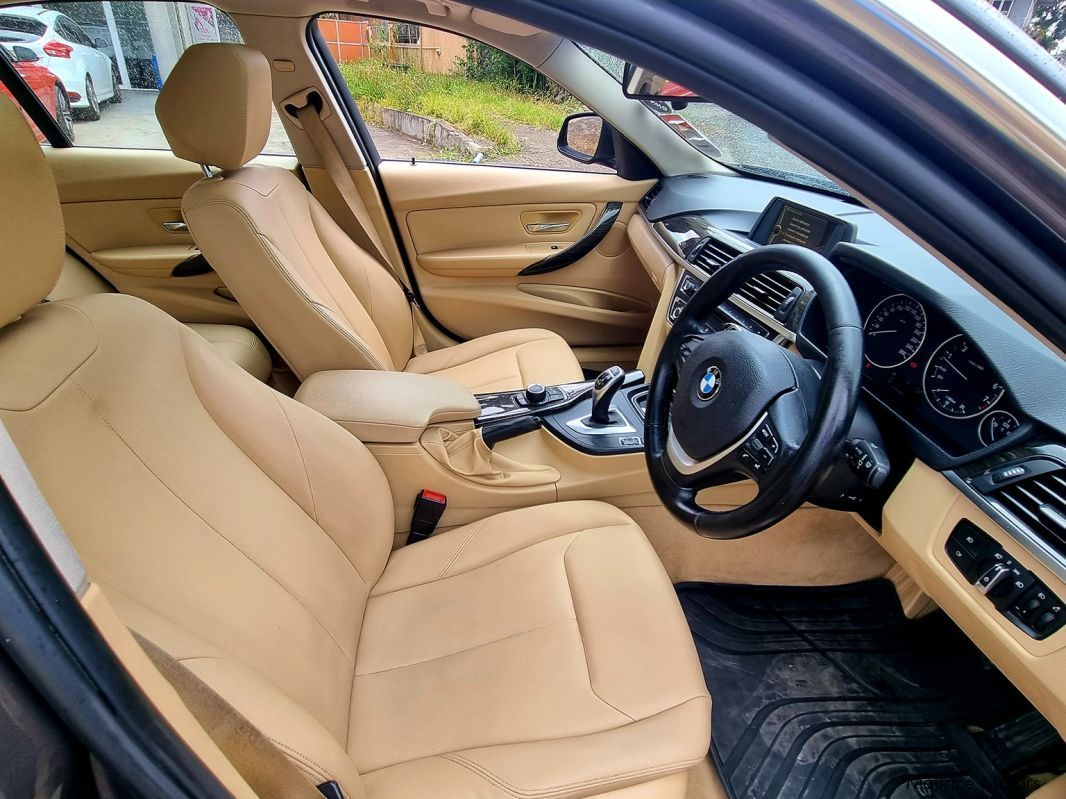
(476, 368, 649, 455)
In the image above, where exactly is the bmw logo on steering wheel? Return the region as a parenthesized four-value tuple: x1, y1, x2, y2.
(698, 365, 722, 401)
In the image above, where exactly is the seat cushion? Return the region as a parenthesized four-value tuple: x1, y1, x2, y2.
(354, 501, 711, 799)
(405, 328, 584, 394)
(186, 323, 272, 382)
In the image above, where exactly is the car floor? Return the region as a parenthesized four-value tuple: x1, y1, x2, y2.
(678, 580, 1065, 799)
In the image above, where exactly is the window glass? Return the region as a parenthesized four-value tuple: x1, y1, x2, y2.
(0, 14, 47, 41)
(577, 43, 846, 196)
(318, 13, 612, 172)
(0, 1, 293, 154)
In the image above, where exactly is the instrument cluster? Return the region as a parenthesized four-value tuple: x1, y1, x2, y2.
(803, 267, 1024, 457)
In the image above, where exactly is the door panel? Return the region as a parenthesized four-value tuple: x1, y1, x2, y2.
(45, 147, 298, 325)
(380, 161, 658, 353)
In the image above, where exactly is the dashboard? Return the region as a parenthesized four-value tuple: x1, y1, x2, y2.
(637, 172, 1066, 735)
(641, 175, 1063, 470)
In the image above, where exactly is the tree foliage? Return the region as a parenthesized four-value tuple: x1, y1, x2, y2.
(1027, 0, 1066, 54)
(457, 41, 564, 98)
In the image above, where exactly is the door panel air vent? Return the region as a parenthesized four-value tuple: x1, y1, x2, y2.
(980, 458, 1066, 560)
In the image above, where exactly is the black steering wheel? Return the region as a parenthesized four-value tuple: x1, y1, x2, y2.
(645, 244, 863, 539)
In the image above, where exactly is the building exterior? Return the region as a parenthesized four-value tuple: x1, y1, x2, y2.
(989, 0, 1038, 29)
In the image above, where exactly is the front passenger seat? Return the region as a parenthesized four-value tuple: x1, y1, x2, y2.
(154, 43, 584, 393)
(0, 94, 710, 799)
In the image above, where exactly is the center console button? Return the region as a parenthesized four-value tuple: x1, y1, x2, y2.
(525, 383, 548, 404)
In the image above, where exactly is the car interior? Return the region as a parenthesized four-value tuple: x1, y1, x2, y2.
(0, 1, 1063, 798)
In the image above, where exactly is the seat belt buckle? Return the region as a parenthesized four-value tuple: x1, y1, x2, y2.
(407, 489, 447, 544)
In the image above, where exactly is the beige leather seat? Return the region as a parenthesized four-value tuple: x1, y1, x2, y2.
(48, 253, 273, 382)
(153, 43, 584, 393)
(0, 95, 709, 799)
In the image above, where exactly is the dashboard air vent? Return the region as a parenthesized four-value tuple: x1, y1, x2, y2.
(985, 459, 1066, 559)
(691, 236, 741, 274)
(736, 272, 801, 318)
(640, 184, 663, 211)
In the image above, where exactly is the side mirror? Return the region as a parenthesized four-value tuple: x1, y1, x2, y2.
(11, 46, 38, 63)
(557, 112, 615, 167)
(94, 38, 109, 49)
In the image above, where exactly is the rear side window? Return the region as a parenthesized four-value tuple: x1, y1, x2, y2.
(0, 15, 46, 42)
(0, 1, 294, 155)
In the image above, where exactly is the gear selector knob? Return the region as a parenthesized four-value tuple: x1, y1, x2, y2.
(590, 366, 626, 425)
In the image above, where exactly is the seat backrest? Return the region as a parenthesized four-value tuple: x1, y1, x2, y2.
(155, 44, 414, 380)
(0, 93, 391, 797)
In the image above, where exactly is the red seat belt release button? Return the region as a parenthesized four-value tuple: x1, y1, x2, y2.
(408, 489, 447, 544)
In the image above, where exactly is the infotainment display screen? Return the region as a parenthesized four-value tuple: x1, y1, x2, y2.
(749, 197, 855, 254)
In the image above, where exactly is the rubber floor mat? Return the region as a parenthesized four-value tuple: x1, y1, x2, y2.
(677, 580, 1033, 799)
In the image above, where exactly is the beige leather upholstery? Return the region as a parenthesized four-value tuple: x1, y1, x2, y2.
(0, 96, 64, 327)
(0, 94, 709, 798)
(295, 370, 480, 443)
(45, 250, 273, 382)
(187, 323, 273, 384)
(158, 44, 583, 393)
(156, 44, 273, 172)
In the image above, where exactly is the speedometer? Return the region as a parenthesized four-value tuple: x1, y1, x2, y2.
(923, 335, 1005, 419)
(863, 294, 927, 368)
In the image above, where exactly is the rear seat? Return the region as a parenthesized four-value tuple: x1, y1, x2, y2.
(48, 253, 272, 382)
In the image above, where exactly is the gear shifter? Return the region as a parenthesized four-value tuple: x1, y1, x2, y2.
(590, 366, 626, 425)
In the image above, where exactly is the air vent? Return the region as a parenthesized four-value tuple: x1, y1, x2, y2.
(640, 184, 663, 211)
(735, 272, 800, 317)
(985, 459, 1066, 559)
(691, 236, 741, 274)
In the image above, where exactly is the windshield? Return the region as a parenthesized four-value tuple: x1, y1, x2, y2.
(579, 46, 848, 196)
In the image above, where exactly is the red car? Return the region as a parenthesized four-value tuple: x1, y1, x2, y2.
(1, 43, 74, 142)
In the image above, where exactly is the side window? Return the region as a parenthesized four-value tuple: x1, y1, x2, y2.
(317, 14, 612, 173)
(61, 17, 94, 48)
(0, 1, 293, 155)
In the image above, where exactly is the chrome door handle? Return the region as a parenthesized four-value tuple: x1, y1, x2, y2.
(526, 222, 571, 233)
(162, 220, 188, 232)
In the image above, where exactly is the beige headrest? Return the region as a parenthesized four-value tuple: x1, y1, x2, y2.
(156, 43, 272, 171)
(0, 95, 64, 328)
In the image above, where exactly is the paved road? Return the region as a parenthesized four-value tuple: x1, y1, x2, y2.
(72, 88, 606, 172)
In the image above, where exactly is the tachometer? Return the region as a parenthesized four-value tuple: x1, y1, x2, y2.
(863, 294, 927, 368)
(978, 410, 1019, 446)
(923, 335, 1005, 419)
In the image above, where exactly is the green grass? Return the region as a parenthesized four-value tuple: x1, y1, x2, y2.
(339, 60, 580, 156)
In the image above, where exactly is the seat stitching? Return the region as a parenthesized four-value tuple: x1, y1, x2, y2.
(268, 737, 334, 784)
(68, 377, 355, 666)
(272, 394, 318, 524)
(436, 518, 488, 581)
(370, 522, 635, 596)
(184, 199, 389, 371)
(179, 332, 371, 588)
(354, 618, 573, 676)
(442, 748, 705, 799)
(561, 534, 637, 723)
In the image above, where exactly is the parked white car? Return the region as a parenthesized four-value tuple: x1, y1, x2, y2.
(0, 5, 118, 120)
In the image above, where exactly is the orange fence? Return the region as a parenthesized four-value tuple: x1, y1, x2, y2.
(317, 17, 371, 63)
(316, 18, 466, 73)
